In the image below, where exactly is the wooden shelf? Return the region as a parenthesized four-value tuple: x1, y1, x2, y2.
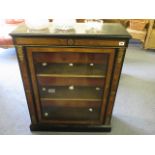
(37, 74, 105, 78)
(41, 98, 101, 102)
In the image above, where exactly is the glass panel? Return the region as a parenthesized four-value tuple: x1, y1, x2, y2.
(32, 51, 110, 121)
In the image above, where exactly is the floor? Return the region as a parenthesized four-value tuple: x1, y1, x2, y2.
(0, 44, 155, 135)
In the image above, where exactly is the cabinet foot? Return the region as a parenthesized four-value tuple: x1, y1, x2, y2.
(30, 124, 111, 132)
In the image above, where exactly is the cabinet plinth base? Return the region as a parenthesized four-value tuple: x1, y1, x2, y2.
(30, 124, 111, 132)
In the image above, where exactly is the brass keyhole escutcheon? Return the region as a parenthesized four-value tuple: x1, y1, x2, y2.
(67, 39, 74, 45)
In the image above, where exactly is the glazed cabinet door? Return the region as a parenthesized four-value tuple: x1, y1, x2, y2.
(25, 47, 115, 125)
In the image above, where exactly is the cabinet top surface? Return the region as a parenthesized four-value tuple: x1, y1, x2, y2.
(10, 23, 131, 39)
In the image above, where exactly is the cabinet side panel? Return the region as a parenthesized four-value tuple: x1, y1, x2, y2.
(104, 48, 126, 124)
(16, 46, 38, 124)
